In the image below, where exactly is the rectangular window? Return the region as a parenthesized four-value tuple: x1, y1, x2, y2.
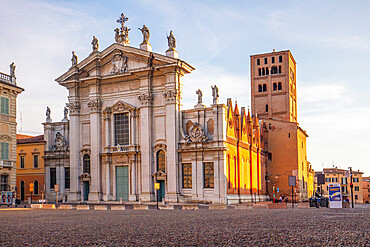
(203, 162, 214, 188)
(182, 163, 192, 189)
(20, 156, 25, 169)
(65, 167, 70, 189)
(341, 177, 347, 185)
(257, 58, 260, 65)
(1, 97, 9, 115)
(1, 142, 9, 160)
(33, 155, 39, 168)
(279, 55, 282, 62)
(355, 186, 359, 191)
(0, 175, 8, 191)
(333, 177, 338, 182)
(114, 113, 129, 146)
(50, 168, 56, 189)
(265, 104, 268, 112)
(355, 195, 358, 200)
(272, 57, 275, 63)
(264, 58, 267, 64)
(353, 177, 359, 183)
(342, 186, 347, 193)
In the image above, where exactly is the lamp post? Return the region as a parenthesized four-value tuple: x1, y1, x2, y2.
(348, 167, 354, 208)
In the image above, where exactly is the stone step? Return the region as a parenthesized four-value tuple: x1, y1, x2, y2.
(133, 205, 149, 210)
(58, 205, 73, 210)
(159, 205, 174, 210)
(94, 205, 107, 211)
(111, 206, 125, 210)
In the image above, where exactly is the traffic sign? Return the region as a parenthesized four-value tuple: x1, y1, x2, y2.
(29, 183, 34, 188)
(277, 188, 279, 192)
(345, 170, 350, 177)
(29, 187, 34, 192)
(54, 184, 59, 192)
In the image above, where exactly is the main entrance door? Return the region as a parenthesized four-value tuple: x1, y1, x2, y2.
(116, 166, 129, 201)
(83, 181, 89, 201)
(158, 180, 165, 202)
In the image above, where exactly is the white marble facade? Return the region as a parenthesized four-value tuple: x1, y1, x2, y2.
(51, 16, 230, 204)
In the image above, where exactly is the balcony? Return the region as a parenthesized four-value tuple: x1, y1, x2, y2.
(0, 160, 13, 168)
(0, 72, 16, 85)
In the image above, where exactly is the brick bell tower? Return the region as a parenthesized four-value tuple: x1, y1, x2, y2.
(250, 50, 297, 123)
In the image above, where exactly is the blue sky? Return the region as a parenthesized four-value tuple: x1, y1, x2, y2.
(1, 0, 369, 175)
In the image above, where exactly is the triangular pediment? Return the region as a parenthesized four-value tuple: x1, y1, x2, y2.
(104, 100, 137, 113)
(56, 43, 194, 85)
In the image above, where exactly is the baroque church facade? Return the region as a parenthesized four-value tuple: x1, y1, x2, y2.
(44, 13, 268, 204)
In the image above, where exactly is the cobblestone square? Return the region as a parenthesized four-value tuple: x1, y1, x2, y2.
(0, 207, 369, 246)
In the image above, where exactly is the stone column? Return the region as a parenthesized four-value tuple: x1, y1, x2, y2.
(138, 90, 153, 202)
(129, 160, 136, 201)
(45, 167, 50, 194)
(60, 166, 65, 194)
(88, 98, 102, 202)
(68, 99, 81, 201)
(104, 162, 110, 201)
(163, 84, 180, 202)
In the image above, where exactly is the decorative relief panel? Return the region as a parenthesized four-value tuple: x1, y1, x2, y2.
(184, 121, 208, 143)
(110, 50, 129, 75)
(87, 99, 102, 112)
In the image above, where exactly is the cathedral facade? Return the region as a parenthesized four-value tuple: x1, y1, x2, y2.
(45, 13, 268, 204)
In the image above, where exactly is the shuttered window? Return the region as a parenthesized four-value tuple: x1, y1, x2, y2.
(1, 97, 9, 115)
(1, 142, 9, 160)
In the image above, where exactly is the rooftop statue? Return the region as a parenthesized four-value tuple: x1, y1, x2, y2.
(138, 25, 150, 44)
(91, 36, 99, 52)
(196, 89, 203, 104)
(212, 85, 219, 104)
(46, 106, 51, 120)
(9, 62, 16, 77)
(71, 51, 78, 66)
(63, 106, 69, 120)
(167, 31, 176, 50)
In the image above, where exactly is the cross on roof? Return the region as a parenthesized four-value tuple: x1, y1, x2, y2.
(117, 13, 129, 29)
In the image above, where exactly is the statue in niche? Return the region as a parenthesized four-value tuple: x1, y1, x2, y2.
(138, 25, 150, 44)
(212, 85, 219, 104)
(46, 106, 51, 120)
(91, 36, 99, 52)
(63, 106, 68, 120)
(71, 51, 78, 66)
(167, 31, 176, 50)
(196, 89, 203, 104)
(9, 62, 16, 77)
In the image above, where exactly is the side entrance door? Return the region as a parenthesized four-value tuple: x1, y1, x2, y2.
(20, 181, 25, 201)
(116, 166, 129, 201)
(158, 180, 165, 202)
(83, 181, 89, 201)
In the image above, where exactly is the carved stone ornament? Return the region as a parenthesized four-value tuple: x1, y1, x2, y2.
(0, 134, 12, 142)
(137, 93, 152, 105)
(53, 132, 68, 151)
(87, 99, 102, 111)
(110, 50, 128, 75)
(163, 90, 178, 102)
(66, 102, 81, 114)
(185, 122, 208, 143)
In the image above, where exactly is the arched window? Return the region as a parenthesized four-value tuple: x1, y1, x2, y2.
(266, 68, 269, 75)
(263, 84, 267, 92)
(34, 180, 39, 195)
(271, 66, 278, 74)
(278, 82, 282, 90)
(262, 68, 265, 76)
(278, 66, 281, 74)
(258, 68, 261, 76)
(157, 150, 166, 172)
(83, 154, 90, 174)
(273, 83, 277, 91)
(258, 84, 262, 92)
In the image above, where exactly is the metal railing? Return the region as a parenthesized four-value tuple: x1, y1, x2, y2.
(0, 160, 13, 168)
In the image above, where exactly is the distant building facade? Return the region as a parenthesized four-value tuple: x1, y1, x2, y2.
(316, 168, 363, 203)
(49, 13, 268, 204)
(251, 50, 313, 201)
(0, 63, 23, 202)
(16, 134, 45, 202)
(363, 176, 370, 203)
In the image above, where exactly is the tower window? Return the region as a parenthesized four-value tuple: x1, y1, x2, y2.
(278, 82, 282, 90)
(264, 58, 267, 64)
(257, 59, 260, 65)
(266, 67, 269, 75)
(278, 66, 282, 74)
(258, 68, 261, 76)
(265, 104, 268, 112)
(258, 84, 262, 92)
(263, 84, 267, 92)
(272, 57, 275, 63)
(262, 68, 265, 76)
(279, 56, 282, 62)
(273, 83, 277, 91)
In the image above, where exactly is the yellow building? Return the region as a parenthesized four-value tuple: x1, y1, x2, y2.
(225, 99, 268, 203)
(316, 168, 363, 204)
(250, 50, 313, 201)
(0, 64, 23, 203)
(16, 134, 45, 202)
